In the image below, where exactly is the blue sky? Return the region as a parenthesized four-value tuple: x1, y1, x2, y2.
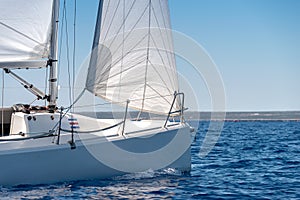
(1, 0, 300, 111)
(169, 0, 300, 111)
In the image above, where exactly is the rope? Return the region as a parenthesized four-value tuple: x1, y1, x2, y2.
(60, 121, 123, 134)
(0, 130, 55, 142)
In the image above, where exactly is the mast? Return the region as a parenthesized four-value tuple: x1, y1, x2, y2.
(48, 0, 60, 111)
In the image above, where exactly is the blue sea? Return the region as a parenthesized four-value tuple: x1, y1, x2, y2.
(1, 120, 299, 199)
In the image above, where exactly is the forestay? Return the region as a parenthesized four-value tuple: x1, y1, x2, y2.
(0, 0, 55, 69)
(86, 0, 180, 115)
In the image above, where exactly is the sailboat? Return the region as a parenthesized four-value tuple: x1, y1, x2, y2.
(0, 0, 195, 186)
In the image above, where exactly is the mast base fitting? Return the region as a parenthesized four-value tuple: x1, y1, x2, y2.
(48, 105, 57, 113)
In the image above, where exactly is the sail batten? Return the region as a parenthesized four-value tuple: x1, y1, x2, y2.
(87, 0, 180, 115)
(0, 0, 55, 68)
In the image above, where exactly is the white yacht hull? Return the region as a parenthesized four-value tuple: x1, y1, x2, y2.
(0, 113, 193, 186)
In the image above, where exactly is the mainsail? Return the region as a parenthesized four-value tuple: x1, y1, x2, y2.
(0, 0, 55, 69)
(86, 0, 180, 115)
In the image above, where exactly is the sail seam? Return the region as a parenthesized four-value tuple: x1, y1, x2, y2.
(96, 34, 149, 82)
(146, 83, 172, 106)
(99, 0, 111, 42)
(86, 58, 146, 89)
(104, 0, 147, 54)
(0, 22, 45, 46)
(147, 58, 173, 95)
(102, 0, 122, 43)
(158, 0, 174, 71)
(149, 33, 175, 89)
(140, 0, 152, 113)
(152, 2, 173, 76)
(103, 0, 137, 48)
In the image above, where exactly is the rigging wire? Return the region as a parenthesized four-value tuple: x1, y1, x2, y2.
(57, 0, 66, 98)
(1, 70, 4, 136)
(29, 98, 38, 106)
(138, 0, 152, 119)
(61, 0, 77, 110)
(56, 0, 78, 111)
(72, 0, 77, 112)
(118, 0, 126, 101)
(62, 0, 72, 107)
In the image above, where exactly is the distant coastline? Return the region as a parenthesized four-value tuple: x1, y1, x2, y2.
(185, 111, 300, 121)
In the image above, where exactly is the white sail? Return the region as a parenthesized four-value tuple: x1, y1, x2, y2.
(86, 0, 180, 115)
(0, 0, 55, 69)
